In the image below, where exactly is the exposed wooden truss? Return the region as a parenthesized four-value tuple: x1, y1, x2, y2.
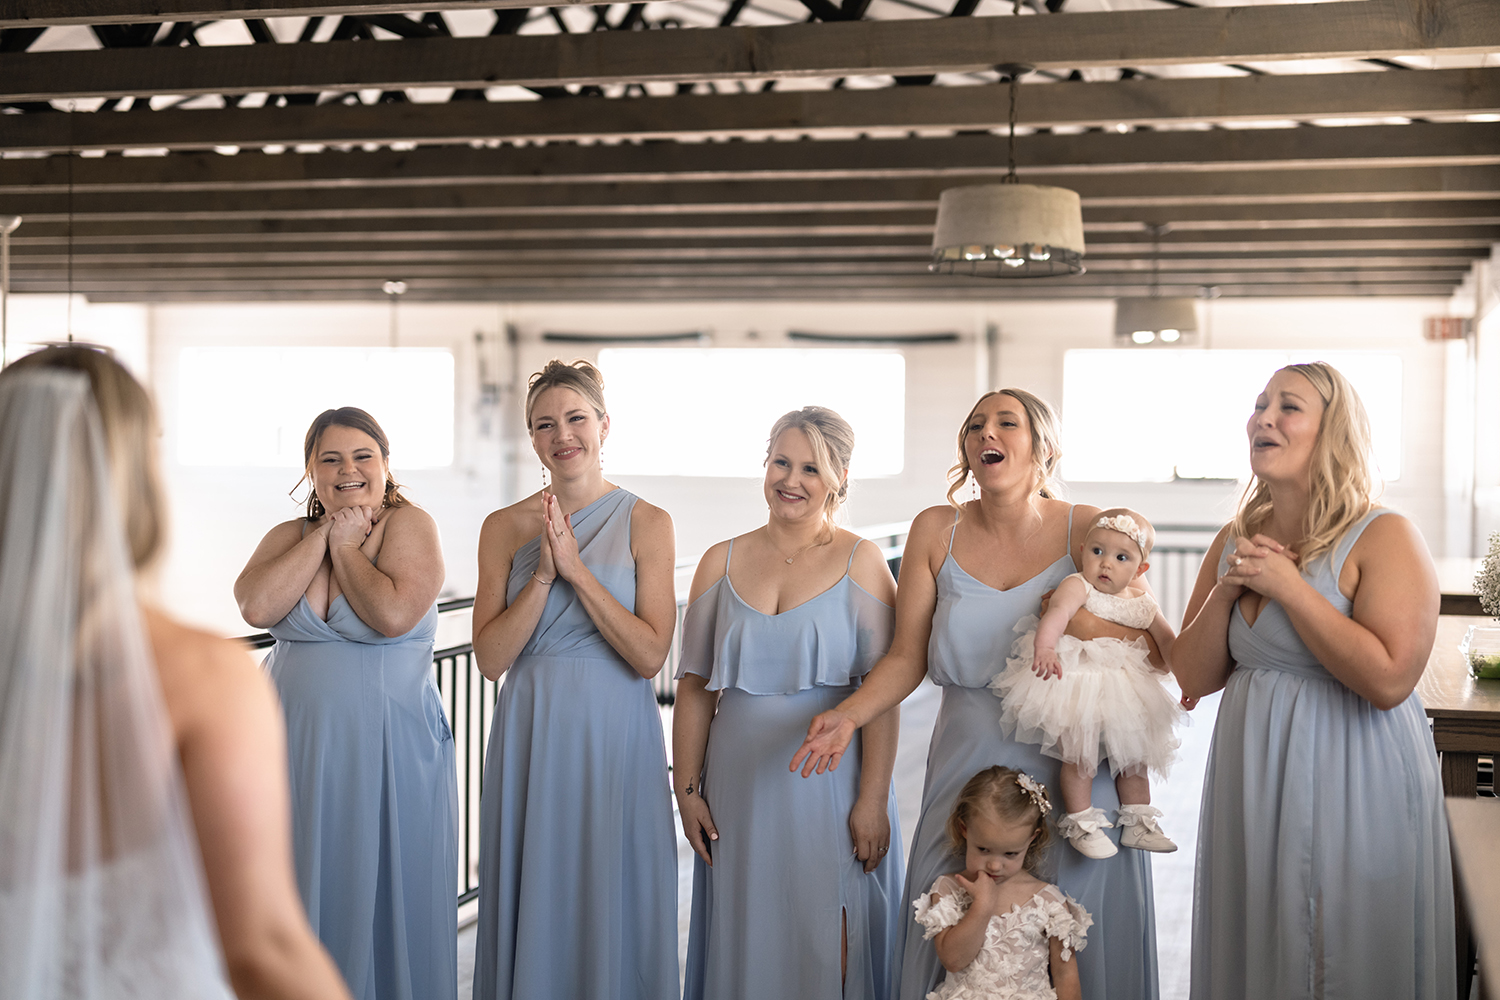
(2, 0, 1497, 301)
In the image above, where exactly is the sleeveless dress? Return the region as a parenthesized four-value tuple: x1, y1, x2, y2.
(472, 488, 678, 1000)
(914, 879, 1091, 1000)
(265, 588, 458, 1000)
(1190, 509, 1455, 1000)
(676, 538, 904, 1000)
(990, 574, 1182, 778)
(897, 508, 1159, 1000)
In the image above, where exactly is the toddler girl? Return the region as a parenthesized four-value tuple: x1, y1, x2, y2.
(915, 767, 1090, 1000)
(989, 508, 1183, 860)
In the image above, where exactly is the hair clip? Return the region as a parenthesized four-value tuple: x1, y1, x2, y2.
(1015, 773, 1051, 815)
(1096, 514, 1149, 554)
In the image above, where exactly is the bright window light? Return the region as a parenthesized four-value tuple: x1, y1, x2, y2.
(1062, 350, 1402, 482)
(177, 347, 454, 468)
(597, 348, 905, 477)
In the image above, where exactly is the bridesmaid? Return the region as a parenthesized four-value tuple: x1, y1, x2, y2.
(674, 407, 904, 1000)
(471, 359, 678, 1000)
(792, 389, 1161, 1000)
(1173, 362, 1453, 999)
(235, 407, 456, 1000)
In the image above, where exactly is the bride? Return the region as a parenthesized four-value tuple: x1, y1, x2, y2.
(0, 347, 350, 1000)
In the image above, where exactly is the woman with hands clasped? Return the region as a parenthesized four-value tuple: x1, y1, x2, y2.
(470, 360, 678, 1000)
(791, 390, 1159, 1000)
(674, 407, 903, 1000)
(236, 408, 454, 1000)
(1173, 362, 1453, 999)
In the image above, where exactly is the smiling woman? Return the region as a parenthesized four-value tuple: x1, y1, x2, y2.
(233, 407, 455, 1000)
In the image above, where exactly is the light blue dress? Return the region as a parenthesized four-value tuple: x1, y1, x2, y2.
(898, 508, 1159, 1000)
(1191, 509, 1454, 999)
(473, 488, 678, 1000)
(677, 538, 905, 1000)
(266, 591, 457, 1000)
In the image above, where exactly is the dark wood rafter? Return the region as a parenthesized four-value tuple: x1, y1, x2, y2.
(3, 69, 1497, 152)
(2, 0, 1497, 94)
(0, 1, 560, 27)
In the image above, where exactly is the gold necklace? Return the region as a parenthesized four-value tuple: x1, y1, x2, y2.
(777, 530, 830, 564)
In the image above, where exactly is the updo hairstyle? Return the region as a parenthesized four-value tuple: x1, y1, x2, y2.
(525, 359, 607, 431)
(945, 765, 1051, 876)
(765, 406, 856, 518)
(5, 346, 166, 570)
(298, 407, 412, 520)
(946, 388, 1064, 508)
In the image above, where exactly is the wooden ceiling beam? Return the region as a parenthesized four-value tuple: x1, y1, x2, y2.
(0, 1, 549, 27)
(6, 70, 1499, 152)
(4, 0, 1496, 81)
(6, 166, 1496, 220)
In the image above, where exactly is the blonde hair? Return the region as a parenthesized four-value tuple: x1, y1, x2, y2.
(526, 359, 607, 430)
(947, 388, 1064, 508)
(765, 406, 855, 519)
(1091, 506, 1156, 561)
(296, 407, 412, 520)
(6, 346, 166, 570)
(1232, 361, 1376, 564)
(945, 766, 1051, 875)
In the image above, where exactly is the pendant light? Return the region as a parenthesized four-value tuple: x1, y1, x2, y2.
(1114, 224, 1197, 345)
(930, 65, 1085, 278)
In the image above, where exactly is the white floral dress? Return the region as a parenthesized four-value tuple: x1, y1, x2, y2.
(913, 877, 1091, 1000)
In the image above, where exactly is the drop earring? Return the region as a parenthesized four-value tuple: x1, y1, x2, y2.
(969, 471, 979, 502)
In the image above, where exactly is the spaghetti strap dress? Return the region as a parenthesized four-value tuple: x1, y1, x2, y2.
(677, 538, 904, 1000)
(1190, 509, 1454, 1000)
(265, 585, 457, 1000)
(472, 488, 678, 1000)
(897, 507, 1159, 1000)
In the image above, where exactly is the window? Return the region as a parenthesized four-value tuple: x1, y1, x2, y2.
(1061, 350, 1402, 482)
(597, 348, 905, 477)
(177, 347, 454, 468)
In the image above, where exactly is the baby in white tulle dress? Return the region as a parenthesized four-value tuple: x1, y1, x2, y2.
(989, 509, 1184, 860)
(915, 766, 1090, 1000)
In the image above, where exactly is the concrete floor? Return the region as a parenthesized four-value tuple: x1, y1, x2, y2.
(458, 680, 1217, 1000)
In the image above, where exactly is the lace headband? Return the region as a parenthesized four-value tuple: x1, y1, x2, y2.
(1095, 514, 1149, 557)
(1015, 773, 1051, 815)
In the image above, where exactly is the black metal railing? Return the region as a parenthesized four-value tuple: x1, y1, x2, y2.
(238, 532, 1213, 908)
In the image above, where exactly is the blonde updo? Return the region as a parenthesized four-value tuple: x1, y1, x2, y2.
(525, 359, 607, 430)
(765, 406, 856, 518)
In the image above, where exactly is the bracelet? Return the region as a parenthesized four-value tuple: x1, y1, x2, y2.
(531, 571, 555, 587)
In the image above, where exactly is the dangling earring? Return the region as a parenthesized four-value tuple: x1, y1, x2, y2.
(968, 471, 979, 502)
(599, 446, 605, 473)
(310, 492, 326, 519)
(541, 466, 549, 491)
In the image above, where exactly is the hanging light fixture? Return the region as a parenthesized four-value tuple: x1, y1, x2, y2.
(930, 65, 1085, 278)
(1114, 223, 1197, 345)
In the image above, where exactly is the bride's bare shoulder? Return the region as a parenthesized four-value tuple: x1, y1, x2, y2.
(143, 608, 279, 741)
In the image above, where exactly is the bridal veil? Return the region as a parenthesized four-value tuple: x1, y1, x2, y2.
(0, 366, 232, 999)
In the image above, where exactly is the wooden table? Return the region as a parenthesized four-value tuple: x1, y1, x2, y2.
(1447, 798, 1500, 1000)
(1436, 557, 1486, 617)
(1419, 615, 1500, 999)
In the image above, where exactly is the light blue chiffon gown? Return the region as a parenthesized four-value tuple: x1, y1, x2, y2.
(1191, 509, 1454, 999)
(897, 508, 1159, 1000)
(473, 488, 678, 1000)
(266, 593, 458, 1000)
(678, 538, 905, 1000)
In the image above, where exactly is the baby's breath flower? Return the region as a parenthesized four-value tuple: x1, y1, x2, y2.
(1475, 532, 1500, 620)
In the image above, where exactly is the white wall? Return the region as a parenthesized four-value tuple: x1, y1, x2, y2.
(5, 292, 1461, 637)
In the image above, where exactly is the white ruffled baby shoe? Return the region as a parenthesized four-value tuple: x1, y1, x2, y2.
(1058, 807, 1117, 860)
(1117, 804, 1177, 853)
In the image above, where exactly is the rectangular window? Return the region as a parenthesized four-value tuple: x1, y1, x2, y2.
(176, 347, 454, 468)
(597, 348, 905, 477)
(1061, 350, 1402, 482)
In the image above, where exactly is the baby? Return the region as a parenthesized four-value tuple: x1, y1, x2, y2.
(989, 508, 1184, 859)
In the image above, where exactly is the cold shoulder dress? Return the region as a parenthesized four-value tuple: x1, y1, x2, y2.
(472, 488, 678, 1000)
(1190, 509, 1454, 999)
(266, 594, 457, 1000)
(896, 508, 1159, 1000)
(677, 538, 904, 1000)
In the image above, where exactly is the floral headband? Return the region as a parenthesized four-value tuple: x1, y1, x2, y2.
(1095, 514, 1149, 558)
(1015, 773, 1051, 816)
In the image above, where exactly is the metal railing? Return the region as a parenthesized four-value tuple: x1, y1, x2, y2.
(240, 532, 1213, 906)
